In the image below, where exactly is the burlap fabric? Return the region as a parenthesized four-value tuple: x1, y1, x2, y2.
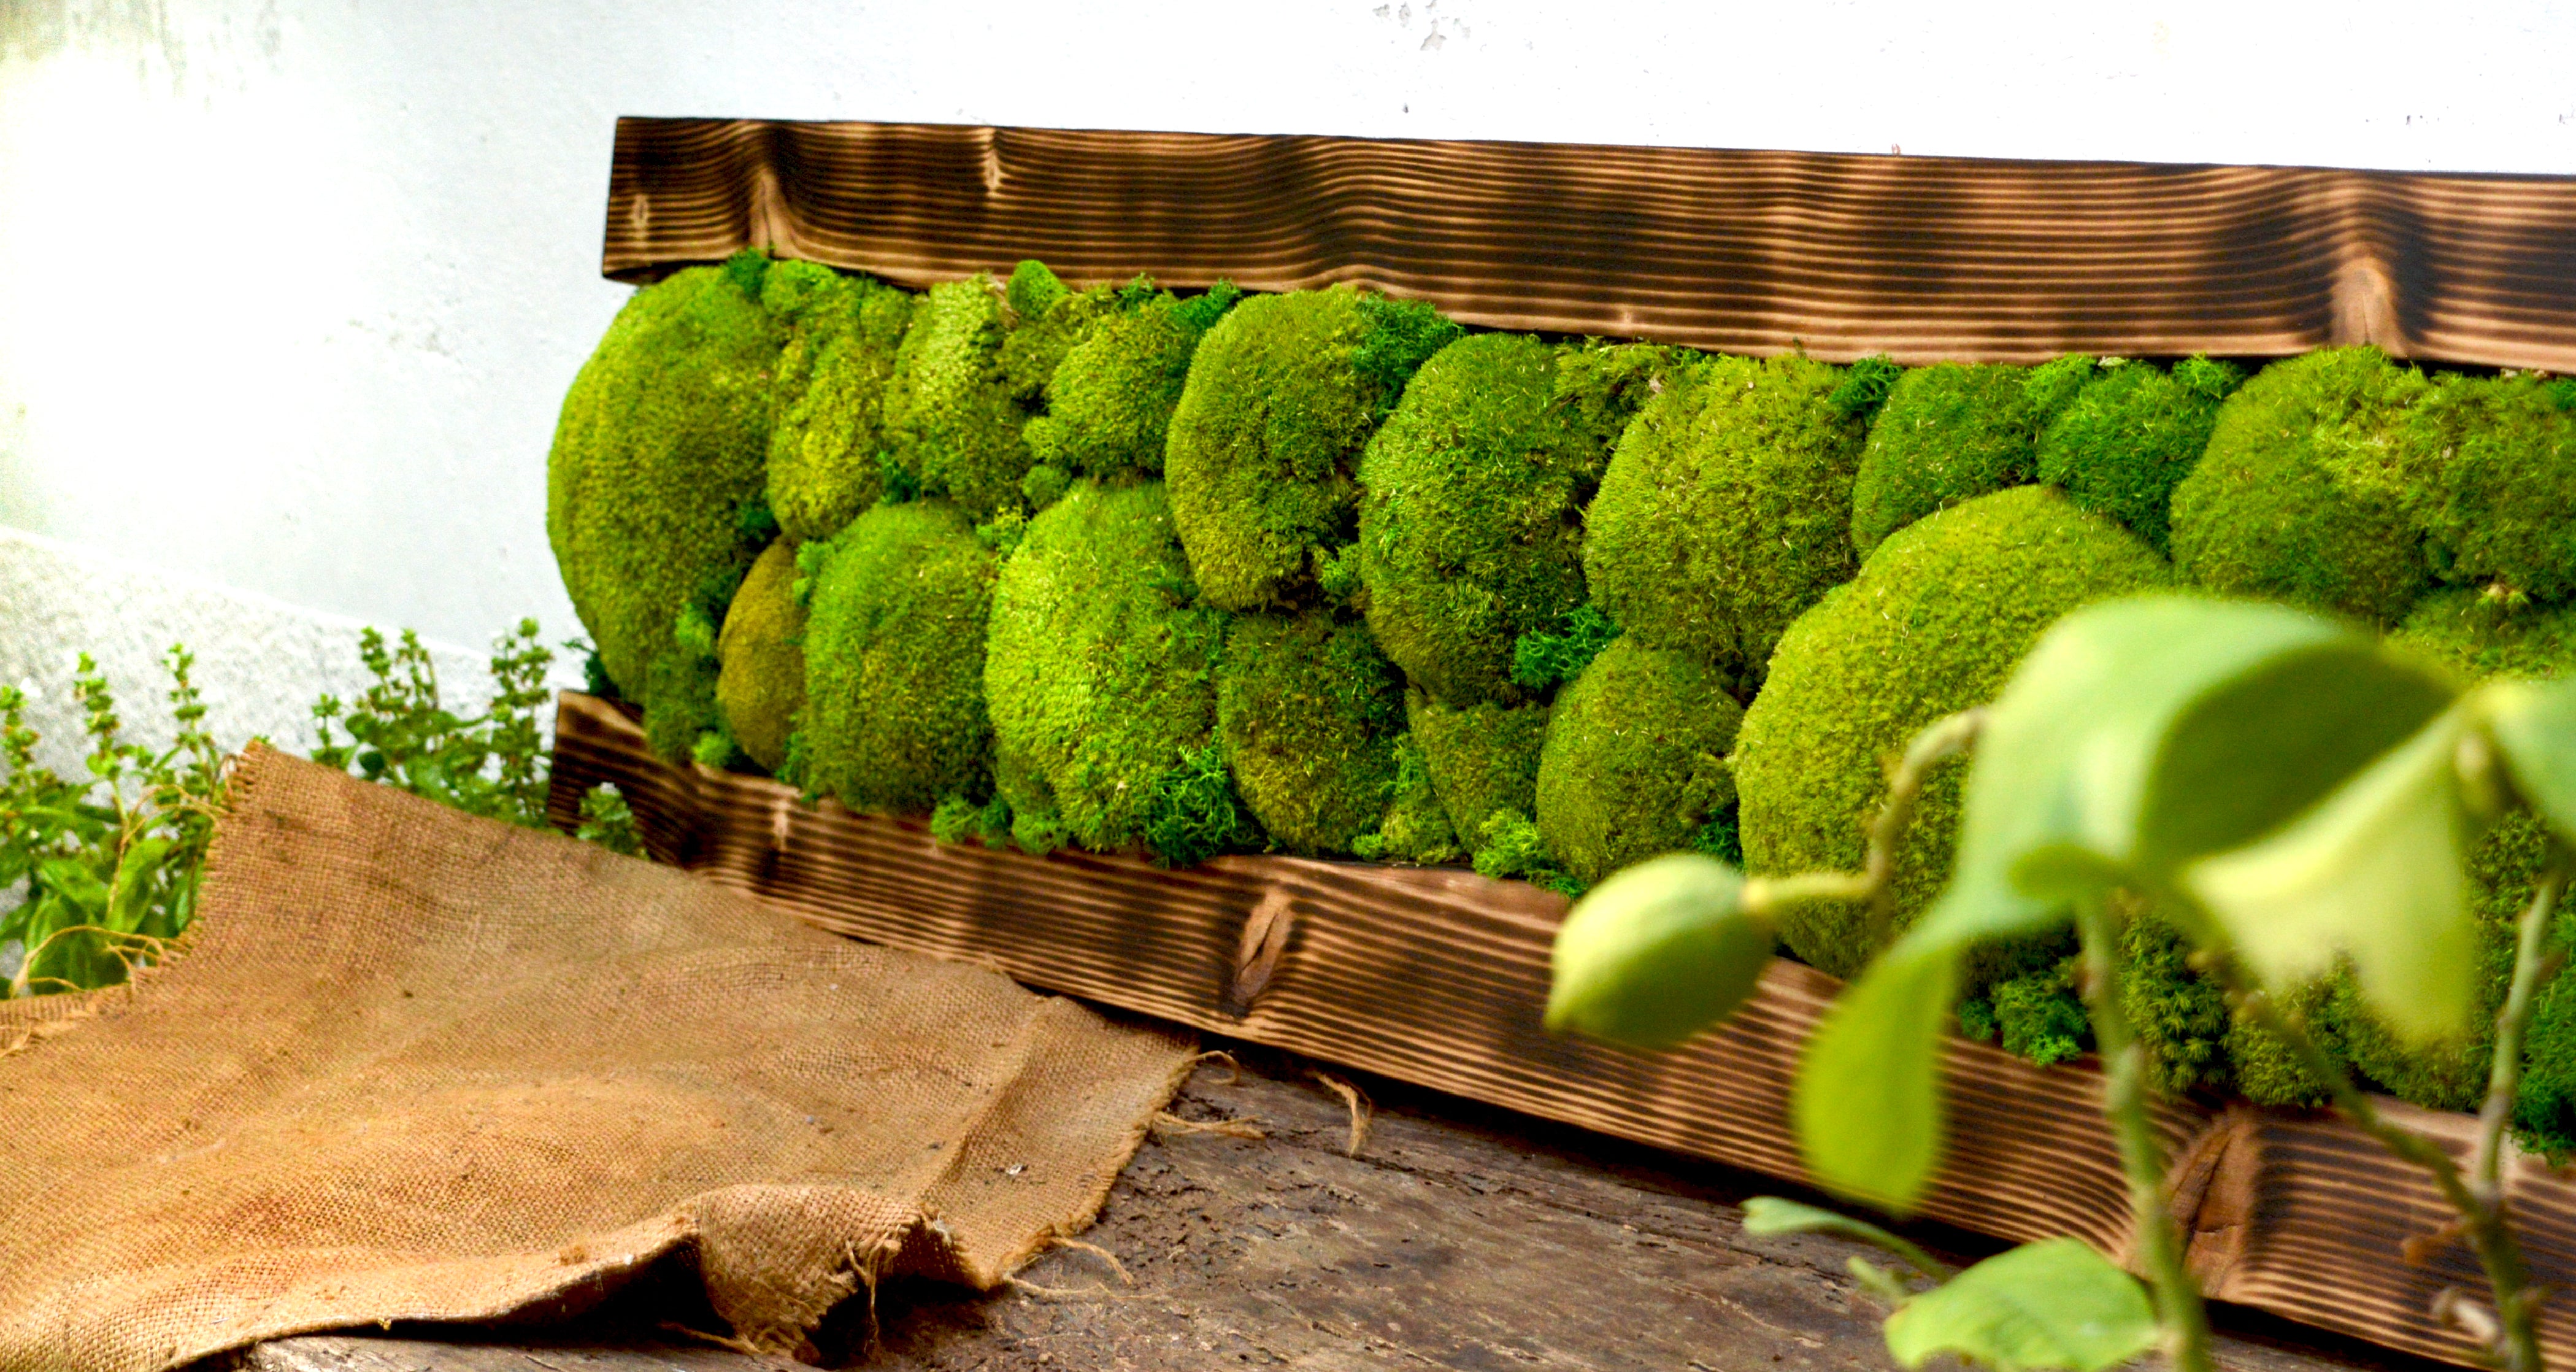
(0, 746, 1195, 1372)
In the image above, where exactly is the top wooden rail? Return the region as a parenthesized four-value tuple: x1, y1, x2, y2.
(603, 117, 2576, 371)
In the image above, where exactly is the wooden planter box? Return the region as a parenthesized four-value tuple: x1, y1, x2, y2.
(552, 692, 2576, 1367)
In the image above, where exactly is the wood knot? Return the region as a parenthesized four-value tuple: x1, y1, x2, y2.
(2166, 1106, 2263, 1298)
(1221, 887, 1298, 1019)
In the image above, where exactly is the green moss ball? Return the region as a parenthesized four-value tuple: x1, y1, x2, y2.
(1215, 609, 1409, 853)
(799, 500, 999, 813)
(1582, 353, 1867, 687)
(1847, 363, 2039, 557)
(763, 263, 915, 543)
(1736, 486, 2170, 980)
(548, 259, 784, 695)
(714, 539, 807, 773)
(1409, 692, 1548, 855)
(2169, 347, 2437, 626)
(1356, 336, 1667, 706)
(984, 479, 1229, 852)
(881, 277, 1033, 522)
(1167, 287, 1461, 610)
(1532, 636, 1742, 888)
(2034, 357, 2242, 556)
(2413, 373, 2576, 603)
(1028, 286, 1243, 480)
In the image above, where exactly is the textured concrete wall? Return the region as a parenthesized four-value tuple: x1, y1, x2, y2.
(2, 0, 2574, 763)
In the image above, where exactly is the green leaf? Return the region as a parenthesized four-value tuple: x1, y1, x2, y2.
(1927, 595, 2453, 947)
(1742, 1196, 1952, 1279)
(1547, 854, 1772, 1048)
(107, 837, 173, 933)
(2485, 675, 2576, 846)
(1883, 1238, 2158, 1372)
(2183, 708, 2477, 1042)
(1794, 943, 1955, 1214)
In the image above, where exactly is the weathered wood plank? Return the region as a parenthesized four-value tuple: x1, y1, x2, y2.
(601, 117, 2576, 371)
(544, 693, 2574, 1369)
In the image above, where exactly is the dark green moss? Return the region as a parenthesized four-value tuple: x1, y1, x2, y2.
(2034, 356, 2242, 556)
(983, 479, 1230, 854)
(1167, 287, 1461, 610)
(714, 539, 807, 773)
(1828, 355, 1904, 423)
(1352, 733, 1463, 864)
(1408, 692, 1548, 863)
(1215, 609, 1409, 854)
(1582, 354, 1867, 687)
(799, 499, 998, 813)
(2412, 372, 2576, 602)
(1140, 741, 1261, 867)
(1357, 336, 1672, 706)
(1510, 603, 1622, 695)
(642, 643, 723, 767)
(1533, 636, 1742, 888)
(2169, 347, 2438, 626)
(930, 794, 1013, 848)
(881, 277, 1033, 522)
(762, 261, 916, 543)
(1847, 363, 2041, 557)
(1735, 486, 2170, 981)
(1023, 284, 1240, 479)
(548, 258, 784, 696)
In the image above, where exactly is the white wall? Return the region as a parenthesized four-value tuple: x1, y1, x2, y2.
(4, 0, 2575, 752)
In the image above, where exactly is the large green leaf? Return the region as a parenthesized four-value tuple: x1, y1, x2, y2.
(1793, 944, 1955, 1214)
(1547, 854, 1772, 1049)
(2184, 708, 2476, 1042)
(1883, 1238, 2158, 1372)
(2486, 675, 2576, 847)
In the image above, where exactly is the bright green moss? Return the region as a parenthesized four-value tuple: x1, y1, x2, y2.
(799, 500, 998, 813)
(983, 479, 1231, 854)
(548, 258, 784, 696)
(1736, 487, 2170, 981)
(2413, 373, 2576, 602)
(762, 262, 915, 543)
(1167, 287, 1461, 610)
(1583, 354, 1867, 687)
(1352, 733, 1462, 863)
(2034, 357, 2242, 556)
(1215, 609, 1409, 854)
(1847, 363, 2040, 556)
(1022, 283, 1242, 481)
(1408, 692, 1548, 860)
(1533, 636, 1742, 888)
(1001, 270, 1147, 404)
(715, 539, 807, 773)
(2169, 347, 2438, 626)
(1357, 336, 1671, 706)
(881, 277, 1032, 522)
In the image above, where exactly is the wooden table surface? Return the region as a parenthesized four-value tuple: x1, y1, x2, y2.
(226, 1048, 2438, 1372)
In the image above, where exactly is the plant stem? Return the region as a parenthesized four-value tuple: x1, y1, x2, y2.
(2208, 884, 2556, 1372)
(2075, 894, 2216, 1372)
(1745, 709, 1985, 929)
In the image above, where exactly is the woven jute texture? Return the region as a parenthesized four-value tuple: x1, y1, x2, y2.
(0, 746, 1195, 1372)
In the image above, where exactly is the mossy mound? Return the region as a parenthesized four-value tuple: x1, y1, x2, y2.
(880, 277, 1032, 521)
(1532, 636, 1742, 888)
(2034, 357, 2242, 556)
(1166, 287, 1461, 609)
(1024, 285, 1240, 479)
(1583, 354, 1866, 686)
(983, 479, 1232, 855)
(1847, 363, 2039, 557)
(548, 256, 784, 696)
(1735, 486, 2170, 980)
(2169, 347, 2437, 626)
(2413, 373, 2576, 603)
(798, 500, 999, 813)
(762, 261, 916, 543)
(1357, 336, 1671, 706)
(999, 264, 1149, 404)
(1409, 692, 1549, 858)
(1214, 609, 1408, 853)
(715, 539, 807, 773)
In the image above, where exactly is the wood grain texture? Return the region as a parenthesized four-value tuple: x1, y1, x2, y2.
(548, 693, 2576, 1367)
(600, 117, 2576, 371)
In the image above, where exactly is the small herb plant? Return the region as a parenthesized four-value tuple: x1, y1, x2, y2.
(1550, 592, 2576, 1372)
(1, 620, 635, 999)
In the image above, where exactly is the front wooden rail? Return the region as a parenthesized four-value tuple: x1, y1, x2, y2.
(549, 691, 2576, 1366)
